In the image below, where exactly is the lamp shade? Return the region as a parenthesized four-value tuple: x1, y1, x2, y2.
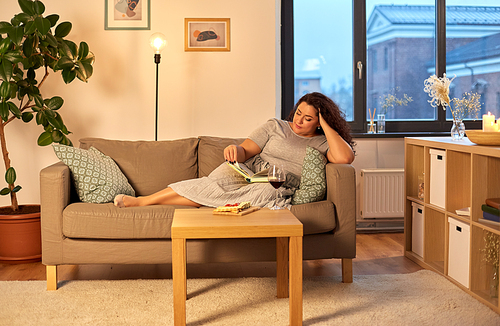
(149, 33, 167, 54)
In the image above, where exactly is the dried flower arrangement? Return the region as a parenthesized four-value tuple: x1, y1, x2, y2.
(482, 230, 500, 269)
(378, 87, 413, 115)
(423, 74, 481, 121)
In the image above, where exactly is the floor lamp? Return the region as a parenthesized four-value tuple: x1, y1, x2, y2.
(149, 33, 167, 141)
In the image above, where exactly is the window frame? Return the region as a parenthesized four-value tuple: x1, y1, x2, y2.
(281, 0, 483, 135)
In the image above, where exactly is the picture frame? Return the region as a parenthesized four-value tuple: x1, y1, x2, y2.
(184, 18, 231, 52)
(105, 0, 151, 30)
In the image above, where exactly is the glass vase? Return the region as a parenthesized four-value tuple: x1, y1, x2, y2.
(377, 114, 386, 133)
(450, 118, 465, 141)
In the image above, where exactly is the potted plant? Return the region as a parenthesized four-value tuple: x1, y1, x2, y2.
(0, 0, 95, 263)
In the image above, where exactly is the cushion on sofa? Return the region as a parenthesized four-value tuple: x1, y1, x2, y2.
(198, 136, 246, 177)
(52, 144, 135, 203)
(63, 202, 182, 239)
(79, 138, 199, 196)
(290, 200, 336, 235)
(291, 146, 327, 205)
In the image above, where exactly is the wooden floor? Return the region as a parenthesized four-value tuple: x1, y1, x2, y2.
(0, 233, 421, 282)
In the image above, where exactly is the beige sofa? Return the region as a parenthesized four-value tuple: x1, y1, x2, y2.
(40, 136, 356, 290)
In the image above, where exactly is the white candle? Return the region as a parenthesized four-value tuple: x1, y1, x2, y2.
(483, 112, 495, 132)
(495, 121, 500, 132)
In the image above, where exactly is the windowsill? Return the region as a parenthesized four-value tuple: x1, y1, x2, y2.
(352, 131, 450, 139)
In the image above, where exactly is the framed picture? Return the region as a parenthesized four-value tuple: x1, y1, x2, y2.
(185, 18, 230, 52)
(105, 0, 151, 30)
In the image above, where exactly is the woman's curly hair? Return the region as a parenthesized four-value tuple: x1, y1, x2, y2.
(287, 92, 356, 151)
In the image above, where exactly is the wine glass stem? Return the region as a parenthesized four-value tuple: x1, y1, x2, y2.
(275, 189, 278, 207)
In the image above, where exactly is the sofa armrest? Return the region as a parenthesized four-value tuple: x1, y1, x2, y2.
(40, 161, 72, 265)
(325, 163, 356, 258)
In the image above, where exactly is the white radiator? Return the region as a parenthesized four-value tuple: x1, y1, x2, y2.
(360, 168, 404, 219)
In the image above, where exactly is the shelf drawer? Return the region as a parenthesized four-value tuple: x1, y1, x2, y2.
(448, 217, 470, 288)
(429, 149, 446, 209)
(412, 202, 424, 257)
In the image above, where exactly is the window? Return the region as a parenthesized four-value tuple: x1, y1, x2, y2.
(282, 0, 500, 133)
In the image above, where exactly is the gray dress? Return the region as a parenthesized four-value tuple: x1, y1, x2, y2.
(169, 119, 329, 208)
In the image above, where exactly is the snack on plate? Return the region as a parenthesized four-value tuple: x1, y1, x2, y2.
(213, 201, 251, 213)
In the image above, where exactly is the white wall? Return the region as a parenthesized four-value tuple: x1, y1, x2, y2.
(0, 0, 278, 206)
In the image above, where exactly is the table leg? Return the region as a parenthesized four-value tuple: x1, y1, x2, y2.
(173, 238, 187, 326)
(289, 236, 303, 326)
(276, 237, 289, 298)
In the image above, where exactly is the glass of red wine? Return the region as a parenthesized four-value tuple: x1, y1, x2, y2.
(268, 163, 286, 210)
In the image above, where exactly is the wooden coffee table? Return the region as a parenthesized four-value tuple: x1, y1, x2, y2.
(171, 207, 303, 326)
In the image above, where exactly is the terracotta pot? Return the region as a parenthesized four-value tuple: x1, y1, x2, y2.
(0, 204, 41, 264)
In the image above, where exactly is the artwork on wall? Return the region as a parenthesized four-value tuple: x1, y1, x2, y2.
(105, 0, 151, 30)
(185, 18, 230, 52)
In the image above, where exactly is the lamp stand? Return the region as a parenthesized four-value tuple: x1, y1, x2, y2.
(154, 53, 161, 141)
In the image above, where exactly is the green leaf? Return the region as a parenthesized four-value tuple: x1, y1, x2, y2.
(27, 67, 35, 81)
(54, 112, 68, 134)
(0, 38, 11, 53)
(0, 22, 12, 34)
(21, 111, 33, 122)
(35, 17, 51, 36)
(3, 52, 24, 63)
(12, 13, 30, 25)
(78, 42, 89, 60)
(0, 60, 13, 82)
(22, 35, 34, 57)
(55, 56, 73, 69)
(54, 21, 71, 38)
(5, 167, 16, 184)
(12, 185, 21, 193)
(81, 51, 95, 65)
(36, 110, 47, 125)
(24, 20, 36, 35)
(33, 94, 44, 107)
(45, 14, 59, 27)
(7, 26, 24, 46)
(0, 187, 10, 196)
(46, 96, 63, 110)
(0, 102, 9, 121)
(33, 0, 45, 15)
(51, 129, 63, 142)
(37, 131, 53, 146)
(61, 69, 75, 83)
(7, 101, 21, 118)
(0, 81, 11, 98)
(18, 0, 35, 15)
(46, 112, 62, 130)
(62, 40, 76, 59)
(45, 33, 57, 47)
(61, 134, 72, 146)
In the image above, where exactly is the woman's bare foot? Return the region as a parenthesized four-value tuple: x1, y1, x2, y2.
(113, 194, 136, 208)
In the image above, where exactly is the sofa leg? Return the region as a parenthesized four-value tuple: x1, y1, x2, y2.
(341, 258, 353, 283)
(46, 265, 58, 291)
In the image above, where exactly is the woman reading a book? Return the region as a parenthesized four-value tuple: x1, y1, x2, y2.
(114, 92, 355, 208)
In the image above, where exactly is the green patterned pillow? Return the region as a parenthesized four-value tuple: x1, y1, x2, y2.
(52, 144, 135, 203)
(291, 146, 327, 205)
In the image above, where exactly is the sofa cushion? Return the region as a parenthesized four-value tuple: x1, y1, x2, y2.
(79, 138, 199, 196)
(290, 200, 336, 235)
(63, 202, 180, 239)
(52, 144, 135, 203)
(291, 146, 327, 205)
(198, 136, 246, 177)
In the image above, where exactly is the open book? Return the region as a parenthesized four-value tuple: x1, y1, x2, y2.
(226, 162, 269, 183)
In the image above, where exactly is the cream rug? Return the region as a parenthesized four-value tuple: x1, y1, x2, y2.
(1, 270, 499, 325)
